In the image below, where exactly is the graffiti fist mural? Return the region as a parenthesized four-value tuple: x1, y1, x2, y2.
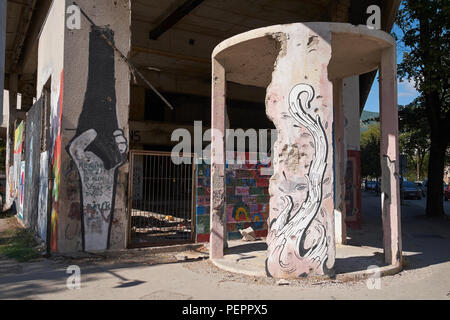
(67, 25, 128, 251)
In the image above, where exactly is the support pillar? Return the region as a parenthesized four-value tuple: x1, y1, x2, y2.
(379, 46, 402, 266)
(333, 79, 347, 245)
(5, 74, 18, 208)
(343, 76, 362, 229)
(210, 59, 227, 259)
(265, 26, 336, 278)
(0, 0, 6, 125)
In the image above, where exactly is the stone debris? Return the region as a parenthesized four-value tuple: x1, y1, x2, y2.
(239, 227, 257, 241)
(276, 279, 290, 286)
(175, 252, 209, 262)
(175, 254, 188, 261)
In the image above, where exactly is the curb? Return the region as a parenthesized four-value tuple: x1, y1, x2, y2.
(51, 243, 205, 259)
(211, 258, 266, 277)
(211, 258, 403, 281)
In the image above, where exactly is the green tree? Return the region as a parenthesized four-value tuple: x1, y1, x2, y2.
(361, 123, 381, 179)
(398, 98, 430, 181)
(396, 0, 449, 217)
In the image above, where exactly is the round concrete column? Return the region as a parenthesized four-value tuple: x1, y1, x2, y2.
(211, 22, 401, 278)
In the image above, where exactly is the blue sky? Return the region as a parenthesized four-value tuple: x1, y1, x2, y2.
(363, 25, 419, 113)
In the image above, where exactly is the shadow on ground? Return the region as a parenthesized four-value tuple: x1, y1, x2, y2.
(346, 191, 450, 272)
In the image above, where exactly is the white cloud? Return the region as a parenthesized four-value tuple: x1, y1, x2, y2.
(398, 78, 418, 97)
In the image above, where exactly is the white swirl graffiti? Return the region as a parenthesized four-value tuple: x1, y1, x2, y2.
(266, 83, 330, 277)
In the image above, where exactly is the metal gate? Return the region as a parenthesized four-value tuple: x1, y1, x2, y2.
(128, 150, 195, 247)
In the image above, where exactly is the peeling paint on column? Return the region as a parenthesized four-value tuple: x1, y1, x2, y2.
(265, 26, 335, 278)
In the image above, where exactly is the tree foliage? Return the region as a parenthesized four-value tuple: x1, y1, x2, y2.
(360, 123, 381, 179)
(398, 98, 430, 181)
(396, 0, 449, 217)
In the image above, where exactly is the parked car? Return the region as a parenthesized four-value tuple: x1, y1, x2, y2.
(415, 181, 426, 197)
(365, 181, 376, 191)
(401, 181, 423, 200)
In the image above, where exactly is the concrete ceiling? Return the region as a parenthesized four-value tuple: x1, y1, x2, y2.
(2, 0, 400, 107)
(5, 0, 32, 76)
(130, 0, 334, 82)
(4, 0, 52, 106)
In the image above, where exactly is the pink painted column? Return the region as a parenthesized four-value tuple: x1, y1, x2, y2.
(379, 45, 402, 266)
(210, 58, 227, 259)
(265, 26, 336, 278)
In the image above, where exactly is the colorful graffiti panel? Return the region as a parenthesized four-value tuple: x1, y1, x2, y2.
(18, 161, 25, 220)
(196, 152, 271, 242)
(14, 122, 24, 155)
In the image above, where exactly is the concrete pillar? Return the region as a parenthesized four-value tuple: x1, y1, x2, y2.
(379, 46, 402, 266)
(333, 79, 347, 245)
(62, 0, 131, 252)
(35, 0, 131, 253)
(343, 76, 362, 229)
(265, 27, 336, 278)
(210, 58, 226, 259)
(5, 74, 18, 208)
(0, 0, 6, 125)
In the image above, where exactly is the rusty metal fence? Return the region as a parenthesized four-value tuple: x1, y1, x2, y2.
(127, 150, 196, 247)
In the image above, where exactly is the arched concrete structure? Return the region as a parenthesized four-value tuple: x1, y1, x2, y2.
(210, 22, 402, 278)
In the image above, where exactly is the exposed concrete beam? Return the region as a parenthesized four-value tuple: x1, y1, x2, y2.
(329, 0, 351, 22)
(19, 0, 53, 74)
(10, 0, 37, 74)
(132, 46, 210, 64)
(149, 0, 205, 40)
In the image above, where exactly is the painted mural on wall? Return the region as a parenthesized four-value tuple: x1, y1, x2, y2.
(13, 122, 24, 219)
(66, 26, 127, 252)
(266, 83, 333, 277)
(14, 121, 24, 155)
(49, 71, 64, 252)
(18, 161, 25, 219)
(23, 98, 43, 230)
(345, 150, 362, 229)
(37, 151, 49, 241)
(196, 153, 271, 242)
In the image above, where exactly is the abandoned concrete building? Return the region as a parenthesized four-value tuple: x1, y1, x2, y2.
(1, 0, 402, 277)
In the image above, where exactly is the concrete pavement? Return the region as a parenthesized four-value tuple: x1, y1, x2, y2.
(0, 192, 449, 300)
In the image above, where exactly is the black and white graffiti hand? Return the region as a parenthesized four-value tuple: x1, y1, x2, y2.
(67, 128, 128, 251)
(69, 128, 127, 171)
